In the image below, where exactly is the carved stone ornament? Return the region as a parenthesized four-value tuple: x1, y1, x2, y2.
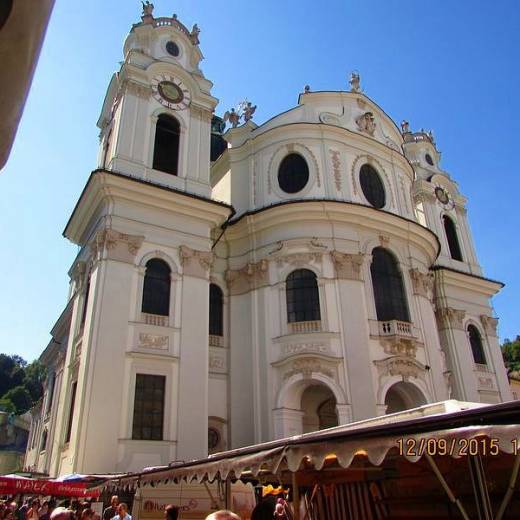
(374, 356, 426, 382)
(275, 252, 323, 268)
(379, 235, 390, 248)
(331, 251, 364, 281)
(477, 377, 494, 390)
(209, 353, 226, 373)
(435, 307, 466, 331)
(225, 259, 269, 295)
(409, 268, 434, 298)
(71, 261, 87, 291)
(123, 79, 152, 100)
(355, 112, 376, 136)
(179, 245, 213, 279)
(138, 333, 168, 350)
(380, 337, 418, 358)
(89, 228, 144, 264)
(480, 315, 498, 336)
(282, 358, 335, 381)
(329, 149, 342, 191)
(282, 343, 329, 357)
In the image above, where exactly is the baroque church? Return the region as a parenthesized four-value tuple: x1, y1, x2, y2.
(24, 6, 511, 476)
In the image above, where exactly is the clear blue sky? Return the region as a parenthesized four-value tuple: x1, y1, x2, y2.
(1, 0, 519, 361)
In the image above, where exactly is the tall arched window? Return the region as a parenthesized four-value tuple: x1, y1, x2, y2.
(371, 247, 410, 322)
(468, 325, 486, 365)
(286, 269, 321, 323)
(142, 259, 171, 316)
(443, 215, 463, 261)
(153, 114, 180, 175)
(209, 284, 224, 336)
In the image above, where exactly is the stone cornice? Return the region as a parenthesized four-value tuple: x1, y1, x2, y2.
(89, 228, 144, 264)
(435, 307, 466, 331)
(432, 265, 504, 295)
(480, 315, 498, 337)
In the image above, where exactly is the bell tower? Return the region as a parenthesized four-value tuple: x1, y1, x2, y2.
(96, 2, 216, 197)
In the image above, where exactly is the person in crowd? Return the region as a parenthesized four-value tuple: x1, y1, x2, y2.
(163, 505, 178, 520)
(80, 509, 93, 520)
(102, 497, 118, 520)
(49, 508, 71, 520)
(26, 499, 40, 520)
(112, 504, 131, 520)
(205, 512, 241, 520)
(92, 514, 100, 520)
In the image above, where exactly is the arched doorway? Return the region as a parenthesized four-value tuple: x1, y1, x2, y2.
(301, 384, 338, 433)
(385, 381, 427, 414)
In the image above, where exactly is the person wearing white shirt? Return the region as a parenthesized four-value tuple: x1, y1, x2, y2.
(112, 504, 131, 520)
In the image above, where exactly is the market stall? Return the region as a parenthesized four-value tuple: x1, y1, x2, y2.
(100, 400, 520, 519)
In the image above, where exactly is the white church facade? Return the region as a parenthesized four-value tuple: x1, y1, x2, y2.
(25, 6, 511, 476)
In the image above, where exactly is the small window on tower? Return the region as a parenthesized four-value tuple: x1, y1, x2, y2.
(425, 153, 434, 166)
(166, 41, 180, 57)
(278, 153, 309, 194)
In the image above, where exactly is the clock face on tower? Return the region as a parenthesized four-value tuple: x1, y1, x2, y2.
(151, 74, 191, 110)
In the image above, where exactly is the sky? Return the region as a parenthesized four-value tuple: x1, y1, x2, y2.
(1, 0, 519, 361)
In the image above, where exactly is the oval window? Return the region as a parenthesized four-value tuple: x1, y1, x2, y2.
(166, 41, 180, 57)
(425, 153, 434, 166)
(360, 164, 386, 209)
(278, 153, 309, 194)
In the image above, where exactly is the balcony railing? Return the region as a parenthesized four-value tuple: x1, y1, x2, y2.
(378, 320, 412, 337)
(209, 334, 223, 347)
(474, 363, 491, 373)
(289, 320, 322, 334)
(142, 313, 169, 327)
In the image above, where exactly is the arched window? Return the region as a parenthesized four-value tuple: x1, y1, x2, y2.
(360, 164, 386, 209)
(371, 247, 410, 322)
(286, 269, 321, 323)
(153, 114, 180, 175)
(142, 259, 171, 316)
(209, 284, 224, 336)
(468, 325, 486, 365)
(443, 215, 463, 261)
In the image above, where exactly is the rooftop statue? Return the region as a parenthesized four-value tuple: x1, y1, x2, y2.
(242, 101, 257, 122)
(401, 120, 410, 133)
(349, 71, 361, 92)
(223, 108, 241, 128)
(141, 1, 154, 16)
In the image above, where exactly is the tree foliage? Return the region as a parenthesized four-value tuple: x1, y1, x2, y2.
(502, 336, 520, 372)
(0, 354, 47, 414)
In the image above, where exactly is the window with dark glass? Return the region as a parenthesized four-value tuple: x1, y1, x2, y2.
(80, 277, 90, 329)
(278, 153, 309, 194)
(65, 381, 77, 444)
(46, 373, 56, 414)
(141, 259, 171, 316)
(443, 215, 463, 261)
(468, 325, 486, 365)
(360, 164, 386, 209)
(153, 114, 180, 175)
(132, 374, 165, 441)
(371, 247, 410, 322)
(286, 269, 321, 323)
(209, 284, 224, 336)
(166, 41, 180, 57)
(40, 429, 48, 452)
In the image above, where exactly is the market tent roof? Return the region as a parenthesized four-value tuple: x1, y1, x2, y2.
(101, 400, 520, 491)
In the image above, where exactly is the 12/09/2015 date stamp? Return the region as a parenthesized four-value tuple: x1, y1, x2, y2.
(396, 437, 520, 457)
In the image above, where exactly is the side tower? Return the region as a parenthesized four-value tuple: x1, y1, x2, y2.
(405, 125, 511, 403)
(48, 6, 231, 475)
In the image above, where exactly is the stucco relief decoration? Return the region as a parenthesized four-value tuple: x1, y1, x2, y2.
(71, 261, 87, 292)
(356, 112, 376, 136)
(123, 79, 152, 100)
(409, 268, 434, 299)
(478, 377, 494, 390)
(480, 315, 498, 336)
(275, 252, 323, 268)
(225, 259, 269, 295)
(90, 229, 144, 264)
(374, 356, 426, 382)
(179, 245, 213, 279)
(378, 235, 390, 248)
(282, 343, 329, 356)
(329, 149, 342, 191)
(381, 338, 417, 358)
(331, 251, 364, 281)
(435, 307, 466, 331)
(138, 333, 168, 350)
(209, 354, 226, 372)
(282, 358, 335, 381)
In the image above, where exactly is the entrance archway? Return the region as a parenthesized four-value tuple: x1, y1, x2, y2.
(385, 381, 427, 414)
(301, 384, 338, 433)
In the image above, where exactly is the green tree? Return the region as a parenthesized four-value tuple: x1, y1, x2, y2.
(0, 354, 27, 396)
(2, 386, 33, 414)
(502, 336, 520, 372)
(24, 360, 47, 402)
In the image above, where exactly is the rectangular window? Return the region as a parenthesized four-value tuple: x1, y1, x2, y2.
(132, 374, 165, 441)
(65, 381, 77, 444)
(80, 278, 91, 329)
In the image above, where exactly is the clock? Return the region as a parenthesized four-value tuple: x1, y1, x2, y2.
(434, 186, 455, 209)
(151, 74, 191, 110)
